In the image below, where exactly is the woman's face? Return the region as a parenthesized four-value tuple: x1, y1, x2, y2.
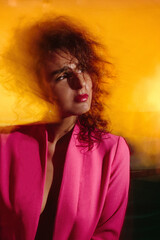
(43, 50, 92, 118)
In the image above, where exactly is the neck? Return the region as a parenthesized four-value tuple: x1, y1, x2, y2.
(47, 115, 77, 144)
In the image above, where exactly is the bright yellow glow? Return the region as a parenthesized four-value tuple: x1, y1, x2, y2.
(132, 66, 160, 112)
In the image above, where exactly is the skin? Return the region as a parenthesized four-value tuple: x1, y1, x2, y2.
(40, 50, 93, 213)
(44, 49, 92, 119)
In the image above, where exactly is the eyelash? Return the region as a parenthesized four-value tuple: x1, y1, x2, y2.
(56, 73, 70, 82)
(55, 67, 85, 82)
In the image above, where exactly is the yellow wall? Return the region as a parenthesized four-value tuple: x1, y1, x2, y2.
(0, 0, 160, 168)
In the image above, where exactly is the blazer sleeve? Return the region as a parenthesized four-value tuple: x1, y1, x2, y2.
(92, 136, 130, 240)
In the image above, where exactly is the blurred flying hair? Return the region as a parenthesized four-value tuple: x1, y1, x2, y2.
(3, 15, 114, 149)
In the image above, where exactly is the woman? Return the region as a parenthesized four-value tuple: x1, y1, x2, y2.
(0, 16, 130, 240)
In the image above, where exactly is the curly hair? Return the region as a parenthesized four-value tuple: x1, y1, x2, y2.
(5, 15, 113, 149)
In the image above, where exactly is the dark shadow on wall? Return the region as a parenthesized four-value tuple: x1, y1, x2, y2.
(120, 169, 160, 240)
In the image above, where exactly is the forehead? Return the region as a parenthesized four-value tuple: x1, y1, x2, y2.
(45, 50, 78, 71)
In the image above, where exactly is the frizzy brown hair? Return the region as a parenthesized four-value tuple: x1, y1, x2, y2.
(6, 15, 113, 149)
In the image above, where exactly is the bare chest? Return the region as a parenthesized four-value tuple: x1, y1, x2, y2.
(40, 130, 72, 214)
(40, 143, 55, 214)
(40, 161, 54, 213)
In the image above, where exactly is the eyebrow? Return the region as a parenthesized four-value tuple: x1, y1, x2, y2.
(50, 66, 70, 76)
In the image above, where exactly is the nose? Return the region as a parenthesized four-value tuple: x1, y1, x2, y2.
(76, 72, 86, 88)
(68, 72, 86, 90)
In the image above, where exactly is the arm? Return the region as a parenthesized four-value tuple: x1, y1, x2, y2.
(92, 137, 130, 240)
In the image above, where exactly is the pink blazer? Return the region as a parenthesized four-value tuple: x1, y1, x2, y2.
(0, 124, 130, 240)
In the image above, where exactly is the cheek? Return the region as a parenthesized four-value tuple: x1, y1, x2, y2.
(86, 77, 93, 93)
(52, 86, 72, 106)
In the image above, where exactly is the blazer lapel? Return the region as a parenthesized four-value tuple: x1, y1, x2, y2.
(53, 124, 83, 240)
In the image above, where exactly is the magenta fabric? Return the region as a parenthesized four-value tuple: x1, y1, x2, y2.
(0, 124, 130, 240)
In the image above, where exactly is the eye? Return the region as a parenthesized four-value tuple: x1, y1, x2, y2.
(55, 73, 70, 82)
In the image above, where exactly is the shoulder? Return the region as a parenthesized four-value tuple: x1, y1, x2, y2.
(102, 133, 130, 170)
(0, 124, 46, 147)
(92, 131, 130, 168)
(73, 124, 130, 156)
(97, 131, 129, 153)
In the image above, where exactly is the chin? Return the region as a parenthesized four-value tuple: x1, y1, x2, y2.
(61, 104, 91, 117)
(74, 106, 91, 116)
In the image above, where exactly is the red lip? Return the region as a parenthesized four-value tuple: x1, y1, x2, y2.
(74, 94, 89, 102)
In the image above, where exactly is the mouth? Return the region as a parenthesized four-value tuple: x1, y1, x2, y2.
(74, 94, 89, 103)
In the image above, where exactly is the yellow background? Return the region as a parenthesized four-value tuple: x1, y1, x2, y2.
(0, 0, 160, 169)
